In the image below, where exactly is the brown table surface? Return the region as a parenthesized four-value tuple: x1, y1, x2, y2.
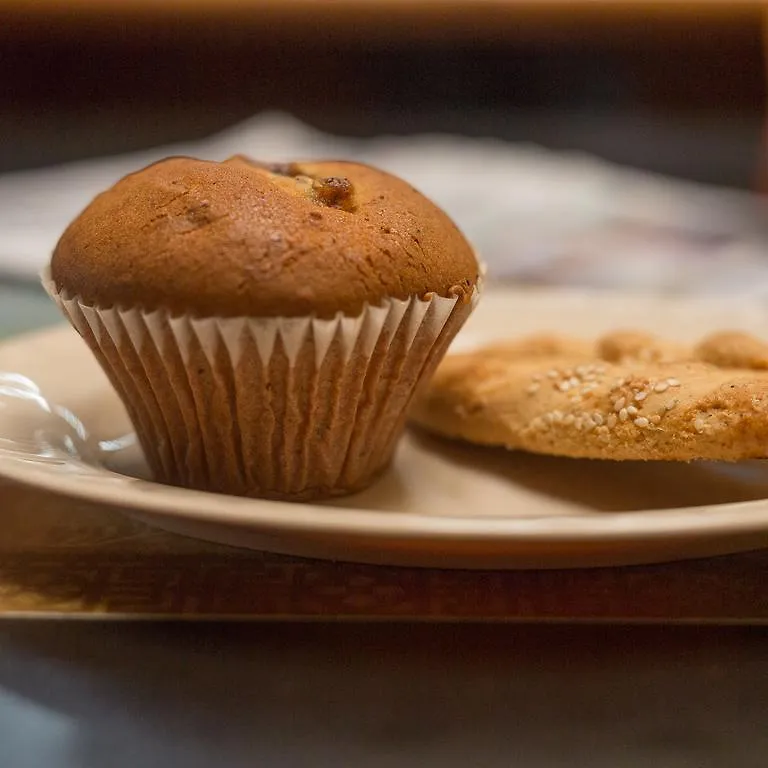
(2, 477, 767, 622)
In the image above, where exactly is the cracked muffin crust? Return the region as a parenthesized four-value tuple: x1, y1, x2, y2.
(50, 156, 479, 318)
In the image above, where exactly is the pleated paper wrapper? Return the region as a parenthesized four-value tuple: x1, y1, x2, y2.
(43, 270, 477, 500)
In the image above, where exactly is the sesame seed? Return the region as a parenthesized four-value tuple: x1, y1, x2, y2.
(650, 414, 661, 425)
(526, 384, 540, 395)
(552, 410, 563, 423)
(627, 405, 639, 416)
(574, 418, 584, 431)
(634, 417, 650, 428)
(619, 408, 629, 422)
(613, 397, 626, 412)
(694, 418, 705, 433)
(592, 413, 604, 426)
(654, 381, 669, 393)
(635, 391, 648, 402)
(530, 417, 544, 431)
(667, 378, 681, 387)
(576, 365, 588, 377)
(563, 414, 575, 425)
(665, 399, 678, 411)
(568, 376, 581, 388)
(570, 395, 583, 404)
(606, 414, 618, 429)
(558, 381, 571, 392)
(547, 370, 559, 379)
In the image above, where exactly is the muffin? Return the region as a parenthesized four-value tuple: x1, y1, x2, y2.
(46, 156, 480, 500)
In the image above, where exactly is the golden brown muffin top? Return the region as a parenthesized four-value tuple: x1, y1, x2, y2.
(50, 156, 479, 318)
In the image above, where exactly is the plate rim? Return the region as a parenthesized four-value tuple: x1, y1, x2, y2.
(3, 454, 768, 543)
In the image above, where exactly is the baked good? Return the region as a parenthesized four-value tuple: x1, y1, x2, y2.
(409, 330, 768, 461)
(48, 156, 480, 499)
(52, 156, 477, 318)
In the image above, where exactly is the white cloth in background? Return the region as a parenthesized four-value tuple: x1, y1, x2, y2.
(1, 111, 767, 294)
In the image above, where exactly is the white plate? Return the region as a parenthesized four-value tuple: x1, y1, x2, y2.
(3, 287, 768, 569)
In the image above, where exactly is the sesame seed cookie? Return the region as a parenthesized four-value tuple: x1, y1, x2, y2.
(409, 331, 768, 461)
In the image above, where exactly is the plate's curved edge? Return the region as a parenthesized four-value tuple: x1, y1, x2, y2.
(3, 452, 768, 545)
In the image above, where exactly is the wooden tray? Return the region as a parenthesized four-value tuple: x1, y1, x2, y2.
(2, 478, 766, 622)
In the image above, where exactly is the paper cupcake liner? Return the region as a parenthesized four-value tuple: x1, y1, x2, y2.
(42, 269, 477, 500)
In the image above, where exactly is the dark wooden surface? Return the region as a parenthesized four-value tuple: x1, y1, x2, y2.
(2, 478, 767, 622)
(0, 621, 765, 767)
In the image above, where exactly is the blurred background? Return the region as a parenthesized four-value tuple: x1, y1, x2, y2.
(2, 0, 768, 324)
(0, 0, 764, 183)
